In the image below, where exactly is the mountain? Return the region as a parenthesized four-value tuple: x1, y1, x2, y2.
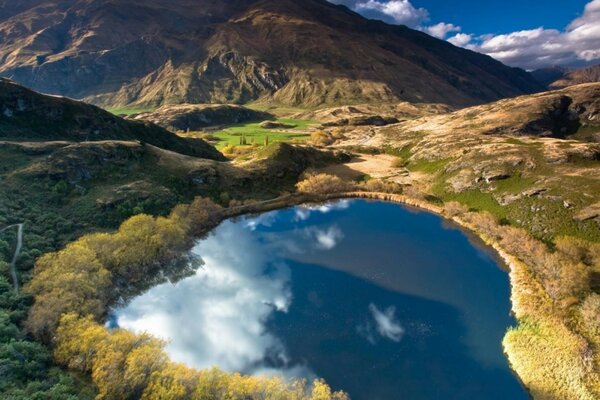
(531, 64, 600, 90)
(530, 66, 569, 88)
(549, 64, 600, 90)
(0, 0, 543, 109)
(0, 78, 225, 160)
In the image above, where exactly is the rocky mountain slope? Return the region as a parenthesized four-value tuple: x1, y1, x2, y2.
(0, 0, 543, 108)
(0, 78, 225, 160)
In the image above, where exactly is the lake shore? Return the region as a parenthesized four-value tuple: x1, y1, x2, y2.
(221, 190, 598, 400)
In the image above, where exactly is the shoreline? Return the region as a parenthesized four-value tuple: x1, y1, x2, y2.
(219, 190, 594, 399)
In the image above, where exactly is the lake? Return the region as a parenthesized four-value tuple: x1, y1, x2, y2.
(110, 199, 528, 399)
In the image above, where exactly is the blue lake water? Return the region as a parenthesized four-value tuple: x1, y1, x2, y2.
(111, 200, 528, 399)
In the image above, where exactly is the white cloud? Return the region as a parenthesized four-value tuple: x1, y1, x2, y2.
(368, 303, 404, 342)
(330, 0, 428, 26)
(330, 0, 600, 69)
(449, 0, 600, 69)
(448, 33, 472, 47)
(426, 22, 461, 39)
(357, 0, 428, 26)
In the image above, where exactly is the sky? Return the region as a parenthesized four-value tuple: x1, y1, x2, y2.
(329, 0, 600, 70)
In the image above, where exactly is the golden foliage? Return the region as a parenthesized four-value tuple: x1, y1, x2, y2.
(27, 197, 347, 400)
(296, 174, 353, 195)
(581, 294, 600, 337)
(170, 197, 223, 236)
(53, 315, 347, 400)
(24, 242, 112, 340)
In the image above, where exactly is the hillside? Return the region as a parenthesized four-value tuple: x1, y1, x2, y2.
(391, 83, 600, 141)
(532, 64, 600, 90)
(0, 78, 225, 160)
(550, 64, 600, 90)
(132, 104, 272, 132)
(0, 0, 543, 108)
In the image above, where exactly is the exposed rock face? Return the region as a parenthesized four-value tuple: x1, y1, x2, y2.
(0, 0, 543, 108)
(0, 78, 225, 160)
(133, 104, 272, 131)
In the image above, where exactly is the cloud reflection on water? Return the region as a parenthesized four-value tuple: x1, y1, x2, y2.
(113, 208, 347, 380)
(357, 303, 405, 344)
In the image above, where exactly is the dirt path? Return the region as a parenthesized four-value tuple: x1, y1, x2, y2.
(0, 223, 23, 291)
(317, 154, 431, 188)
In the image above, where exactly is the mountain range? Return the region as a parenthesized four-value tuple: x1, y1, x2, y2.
(531, 64, 600, 90)
(0, 0, 545, 109)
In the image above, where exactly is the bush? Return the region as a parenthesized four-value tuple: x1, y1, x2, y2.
(391, 157, 407, 168)
(359, 179, 403, 194)
(296, 174, 354, 195)
(170, 197, 223, 236)
(443, 201, 469, 218)
(580, 294, 600, 336)
(311, 131, 334, 146)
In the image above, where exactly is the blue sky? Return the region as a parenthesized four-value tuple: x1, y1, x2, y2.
(329, 0, 600, 69)
(416, 0, 590, 36)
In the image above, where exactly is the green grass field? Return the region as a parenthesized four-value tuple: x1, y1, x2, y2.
(212, 118, 317, 148)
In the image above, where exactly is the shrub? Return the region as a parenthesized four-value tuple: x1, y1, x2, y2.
(296, 174, 353, 195)
(443, 201, 469, 218)
(170, 197, 223, 236)
(391, 157, 407, 168)
(359, 179, 403, 194)
(580, 294, 600, 336)
(311, 131, 334, 146)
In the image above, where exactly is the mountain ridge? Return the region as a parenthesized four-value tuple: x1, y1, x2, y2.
(0, 0, 544, 108)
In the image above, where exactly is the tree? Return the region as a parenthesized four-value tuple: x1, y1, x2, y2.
(142, 363, 199, 400)
(25, 243, 111, 340)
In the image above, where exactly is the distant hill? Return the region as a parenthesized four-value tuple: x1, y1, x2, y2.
(549, 64, 600, 89)
(392, 83, 600, 141)
(0, 79, 225, 160)
(531, 64, 600, 90)
(0, 0, 543, 109)
(530, 67, 569, 88)
(132, 104, 273, 132)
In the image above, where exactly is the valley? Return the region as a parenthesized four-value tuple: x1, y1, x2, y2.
(0, 1, 599, 399)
